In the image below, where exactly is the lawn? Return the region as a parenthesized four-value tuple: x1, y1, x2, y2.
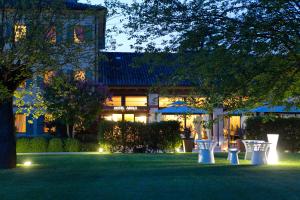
(0, 153, 299, 200)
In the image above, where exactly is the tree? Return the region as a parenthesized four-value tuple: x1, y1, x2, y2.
(43, 73, 108, 138)
(0, 0, 105, 169)
(122, 0, 300, 109)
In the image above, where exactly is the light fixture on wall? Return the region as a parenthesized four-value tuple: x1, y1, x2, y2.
(267, 134, 279, 164)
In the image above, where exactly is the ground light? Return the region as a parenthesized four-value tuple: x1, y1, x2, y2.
(267, 134, 279, 164)
(23, 161, 32, 167)
(98, 148, 104, 153)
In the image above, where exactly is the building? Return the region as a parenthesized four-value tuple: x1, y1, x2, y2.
(12, 0, 107, 136)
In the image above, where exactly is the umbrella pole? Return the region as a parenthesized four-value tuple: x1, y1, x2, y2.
(184, 114, 187, 129)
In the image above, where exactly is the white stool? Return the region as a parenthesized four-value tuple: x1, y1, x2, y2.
(229, 148, 239, 165)
(196, 140, 217, 164)
(251, 142, 270, 165)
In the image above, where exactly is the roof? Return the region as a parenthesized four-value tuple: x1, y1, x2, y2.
(98, 52, 191, 87)
(4, 1, 106, 11)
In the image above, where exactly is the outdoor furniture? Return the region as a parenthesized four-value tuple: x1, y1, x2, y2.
(242, 140, 265, 160)
(196, 140, 217, 164)
(267, 134, 279, 164)
(251, 142, 270, 165)
(228, 148, 239, 165)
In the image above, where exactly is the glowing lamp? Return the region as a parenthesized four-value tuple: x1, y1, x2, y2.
(267, 134, 279, 164)
(23, 161, 32, 167)
(98, 148, 104, 153)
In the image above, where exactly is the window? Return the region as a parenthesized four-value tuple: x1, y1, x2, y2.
(15, 114, 26, 133)
(105, 96, 122, 107)
(46, 26, 56, 44)
(44, 71, 55, 84)
(124, 114, 134, 122)
(159, 97, 184, 108)
(74, 71, 86, 81)
(112, 114, 122, 122)
(74, 26, 84, 43)
(135, 115, 147, 123)
(125, 96, 147, 107)
(14, 24, 26, 42)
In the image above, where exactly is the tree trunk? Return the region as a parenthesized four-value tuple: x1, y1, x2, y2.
(0, 98, 16, 169)
(66, 123, 70, 138)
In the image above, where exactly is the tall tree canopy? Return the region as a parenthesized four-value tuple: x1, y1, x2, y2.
(123, 0, 300, 109)
(0, 0, 104, 169)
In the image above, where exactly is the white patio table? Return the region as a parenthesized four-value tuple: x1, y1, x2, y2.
(251, 142, 271, 165)
(196, 140, 217, 164)
(242, 140, 265, 160)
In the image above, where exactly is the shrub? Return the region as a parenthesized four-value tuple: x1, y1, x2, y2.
(80, 143, 99, 152)
(16, 138, 32, 153)
(245, 117, 300, 152)
(64, 138, 81, 152)
(48, 138, 64, 152)
(98, 121, 182, 153)
(30, 137, 48, 152)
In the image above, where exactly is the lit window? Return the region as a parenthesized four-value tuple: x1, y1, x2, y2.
(74, 26, 84, 43)
(44, 71, 55, 84)
(125, 96, 147, 107)
(135, 115, 147, 123)
(105, 96, 122, 107)
(15, 114, 26, 133)
(112, 114, 122, 122)
(74, 71, 86, 81)
(229, 116, 241, 135)
(46, 26, 56, 44)
(124, 114, 134, 122)
(159, 97, 184, 108)
(44, 114, 56, 133)
(14, 24, 26, 42)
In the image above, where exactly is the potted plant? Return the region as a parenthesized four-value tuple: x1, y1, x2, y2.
(182, 128, 194, 152)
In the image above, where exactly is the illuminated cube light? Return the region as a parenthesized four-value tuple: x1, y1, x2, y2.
(98, 148, 104, 153)
(23, 161, 32, 167)
(267, 134, 279, 164)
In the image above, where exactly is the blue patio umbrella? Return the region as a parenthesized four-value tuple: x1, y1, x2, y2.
(157, 101, 207, 128)
(250, 105, 300, 113)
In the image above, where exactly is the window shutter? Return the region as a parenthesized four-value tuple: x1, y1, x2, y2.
(67, 25, 74, 43)
(56, 25, 63, 43)
(84, 25, 93, 43)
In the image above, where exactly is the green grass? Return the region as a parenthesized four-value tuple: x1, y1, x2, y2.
(0, 153, 300, 200)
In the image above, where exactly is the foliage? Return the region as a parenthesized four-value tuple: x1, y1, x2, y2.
(122, 0, 300, 109)
(16, 138, 31, 153)
(48, 138, 64, 152)
(80, 143, 99, 152)
(30, 137, 48, 153)
(245, 116, 300, 152)
(98, 121, 182, 153)
(64, 138, 81, 152)
(43, 73, 108, 138)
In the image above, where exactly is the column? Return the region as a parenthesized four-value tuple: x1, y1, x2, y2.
(148, 93, 159, 123)
(213, 108, 225, 147)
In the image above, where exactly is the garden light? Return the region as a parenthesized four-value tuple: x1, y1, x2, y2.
(267, 134, 279, 164)
(98, 148, 104, 153)
(23, 161, 32, 167)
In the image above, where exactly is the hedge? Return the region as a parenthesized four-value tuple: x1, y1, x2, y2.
(64, 138, 81, 152)
(98, 121, 182, 153)
(245, 117, 300, 152)
(30, 137, 48, 152)
(48, 138, 64, 152)
(17, 138, 32, 153)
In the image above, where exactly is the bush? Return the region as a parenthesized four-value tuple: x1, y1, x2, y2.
(64, 138, 81, 152)
(48, 138, 64, 152)
(98, 121, 182, 153)
(80, 143, 99, 152)
(16, 138, 32, 153)
(30, 137, 48, 152)
(245, 117, 300, 152)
